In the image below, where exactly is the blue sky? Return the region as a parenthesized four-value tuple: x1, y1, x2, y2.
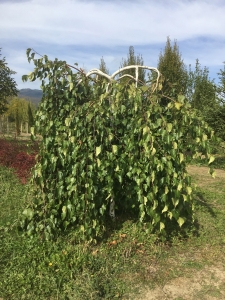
(1, 0, 225, 89)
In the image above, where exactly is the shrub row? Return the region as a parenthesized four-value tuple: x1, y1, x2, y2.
(0, 138, 38, 183)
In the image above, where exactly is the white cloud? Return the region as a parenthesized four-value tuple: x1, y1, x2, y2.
(0, 0, 225, 88)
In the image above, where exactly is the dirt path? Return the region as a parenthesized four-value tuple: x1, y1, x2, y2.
(136, 264, 225, 299)
(135, 166, 225, 300)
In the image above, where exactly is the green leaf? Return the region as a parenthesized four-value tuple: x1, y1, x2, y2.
(96, 146, 101, 157)
(151, 147, 156, 156)
(179, 153, 184, 163)
(178, 95, 185, 103)
(97, 158, 101, 167)
(28, 72, 35, 81)
(162, 205, 168, 213)
(202, 134, 207, 141)
(158, 83, 163, 91)
(30, 127, 34, 135)
(61, 206, 67, 220)
(186, 186, 192, 195)
(112, 145, 118, 154)
(208, 156, 215, 164)
(143, 126, 150, 135)
(69, 82, 74, 91)
(168, 212, 173, 219)
(177, 182, 182, 191)
(22, 75, 28, 82)
(22, 208, 34, 221)
(143, 197, 147, 205)
(165, 186, 169, 194)
(175, 102, 182, 110)
(160, 222, 165, 231)
(167, 123, 173, 133)
(26, 48, 32, 57)
(153, 200, 158, 210)
(177, 217, 185, 227)
(65, 118, 71, 126)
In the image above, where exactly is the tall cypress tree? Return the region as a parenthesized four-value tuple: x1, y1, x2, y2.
(157, 37, 188, 101)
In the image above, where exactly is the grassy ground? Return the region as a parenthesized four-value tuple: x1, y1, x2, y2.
(0, 159, 225, 299)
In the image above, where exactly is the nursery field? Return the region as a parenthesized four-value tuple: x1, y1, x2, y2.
(0, 137, 225, 299)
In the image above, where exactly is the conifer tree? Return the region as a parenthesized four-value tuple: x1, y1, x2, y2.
(119, 46, 145, 84)
(99, 56, 109, 75)
(157, 37, 188, 100)
(187, 60, 225, 140)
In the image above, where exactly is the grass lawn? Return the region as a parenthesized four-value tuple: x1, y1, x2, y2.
(0, 162, 225, 299)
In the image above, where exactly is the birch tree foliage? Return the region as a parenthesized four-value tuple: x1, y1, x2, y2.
(20, 48, 214, 241)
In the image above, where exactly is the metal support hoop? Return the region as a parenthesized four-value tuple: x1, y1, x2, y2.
(79, 65, 161, 92)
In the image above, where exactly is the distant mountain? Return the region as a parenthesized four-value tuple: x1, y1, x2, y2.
(18, 89, 42, 106)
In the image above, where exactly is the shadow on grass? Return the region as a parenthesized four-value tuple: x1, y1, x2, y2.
(194, 190, 217, 218)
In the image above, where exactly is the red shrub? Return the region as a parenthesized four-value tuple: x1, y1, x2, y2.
(0, 138, 39, 184)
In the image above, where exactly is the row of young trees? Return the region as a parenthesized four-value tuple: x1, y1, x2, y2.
(99, 38, 225, 140)
(0, 97, 35, 136)
(0, 49, 35, 136)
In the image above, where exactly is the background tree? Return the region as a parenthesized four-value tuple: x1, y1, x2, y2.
(0, 49, 18, 114)
(119, 46, 145, 84)
(186, 59, 216, 110)
(215, 62, 225, 140)
(217, 62, 225, 103)
(28, 102, 35, 128)
(7, 97, 35, 135)
(99, 56, 109, 75)
(186, 60, 225, 140)
(157, 37, 188, 102)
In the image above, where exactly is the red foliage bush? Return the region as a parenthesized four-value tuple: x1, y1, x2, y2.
(0, 138, 39, 184)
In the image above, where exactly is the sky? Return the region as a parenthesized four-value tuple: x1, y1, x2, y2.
(1, 0, 225, 90)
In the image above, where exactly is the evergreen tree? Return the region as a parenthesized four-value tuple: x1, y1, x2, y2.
(99, 56, 109, 75)
(187, 59, 216, 110)
(187, 60, 225, 140)
(157, 37, 188, 101)
(119, 46, 145, 84)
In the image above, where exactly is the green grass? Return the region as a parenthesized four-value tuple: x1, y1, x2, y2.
(0, 164, 225, 299)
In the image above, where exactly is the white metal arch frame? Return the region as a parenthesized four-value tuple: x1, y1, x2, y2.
(79, 65, 161, 219)
(83, 65, 161, 92)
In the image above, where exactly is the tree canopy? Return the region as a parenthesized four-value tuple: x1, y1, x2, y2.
(0, 49, 18, 114)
